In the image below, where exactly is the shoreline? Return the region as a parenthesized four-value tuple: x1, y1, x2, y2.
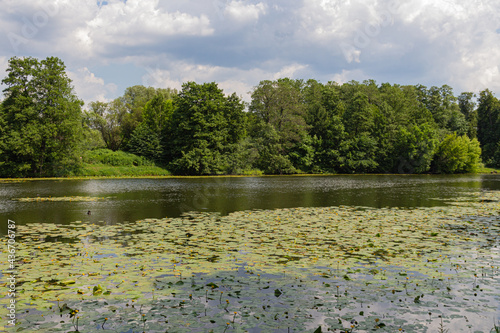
(1, 170, 499, 182)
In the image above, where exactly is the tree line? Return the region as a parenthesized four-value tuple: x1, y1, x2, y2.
(1, 56, 499, 177)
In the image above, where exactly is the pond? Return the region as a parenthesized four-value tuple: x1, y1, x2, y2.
(2, 174, 500, 233)
(1, 175, 500, 332)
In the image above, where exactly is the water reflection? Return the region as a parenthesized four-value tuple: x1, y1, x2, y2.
(1, 174, 499, 234)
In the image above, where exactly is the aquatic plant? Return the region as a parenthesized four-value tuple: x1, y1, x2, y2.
(1, 191, 499, 332)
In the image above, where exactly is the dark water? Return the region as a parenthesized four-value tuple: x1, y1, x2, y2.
(1, 174, 500, 234)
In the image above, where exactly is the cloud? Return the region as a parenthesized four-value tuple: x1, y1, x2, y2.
(224, 1, 267, 23)
(0, 0, 213, 58)
(1, 0, 500, 105)
(0, 56, 9, 100)
(67, 67, 118, 105)
(140, 58, 311, 103)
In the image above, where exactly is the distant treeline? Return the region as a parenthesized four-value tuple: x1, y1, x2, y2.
(1, 56, 500, 177)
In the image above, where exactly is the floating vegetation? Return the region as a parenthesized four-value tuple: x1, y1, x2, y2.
(1, 191, 499, 332)
(12, 196, 111, 202)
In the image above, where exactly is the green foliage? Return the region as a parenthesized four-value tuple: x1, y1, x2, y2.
(83, 148, 154, 167)
(393, 124, 437, 174)
(0, 56, 84, 177)
(433, 134, 481, 173)
(250, 78, 310, 174)
(77, 164, 169, 177)
(142, 94, 174, 134)
(169, 142, 225, 175)
(167, 82, 246, 175)
(251, 121, 296, 174)
(85, 100, 125, 151)
(477, 89, 500, 167)
(118, 86, 173, 147)
(126, 123, 163, 162)
(0, 56, 494, 177)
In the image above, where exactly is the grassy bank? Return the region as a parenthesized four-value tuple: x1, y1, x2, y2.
(478, 165, 500, 174)
(77, 163, 171, 177)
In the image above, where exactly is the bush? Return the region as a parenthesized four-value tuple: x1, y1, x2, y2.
(433, 134, 481, 173)
(83, 149, 154, 167)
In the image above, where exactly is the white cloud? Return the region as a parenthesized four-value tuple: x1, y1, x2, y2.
(0, 0, 214, 58)
(0, 56, 9, 100)
(67, 67, 118, 105)
(272, 64, 309, 80)
(2, 0, 500, 105)
(224, 1, 267, 23)
(140, 59, 311, 103)
(330, 69, 368, 85)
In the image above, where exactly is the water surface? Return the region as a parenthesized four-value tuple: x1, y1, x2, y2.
(1, 174, 500, 234)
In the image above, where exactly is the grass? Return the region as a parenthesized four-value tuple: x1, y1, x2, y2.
(77, 163, 171, 177)
(83, 149, 154, 167)
(477, 164, 500, 174)
(75, 149, 171, 177)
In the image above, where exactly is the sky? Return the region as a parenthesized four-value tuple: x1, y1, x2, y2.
(0, 0, 499, 105)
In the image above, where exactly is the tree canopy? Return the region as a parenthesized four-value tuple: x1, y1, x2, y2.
(0, 56, 84, 177)
(1, 56, 496, 177)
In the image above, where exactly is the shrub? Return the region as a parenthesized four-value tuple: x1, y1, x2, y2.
(83, 149, 154, 167)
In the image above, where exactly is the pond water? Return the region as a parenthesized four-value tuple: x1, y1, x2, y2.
(2, 174, 500, 234)
(1, 175, 500, 332)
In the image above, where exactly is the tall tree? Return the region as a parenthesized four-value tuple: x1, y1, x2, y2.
(118, 86, 177, 147)
(0, 56, 84, 177)
(126, 93, 175, 162)
(167, 82, 246, 175)
(458, 92, 477, 139)
(85, 100, 126, 151)
(476, 89, 500, 166)
(250, 78, 311, 173)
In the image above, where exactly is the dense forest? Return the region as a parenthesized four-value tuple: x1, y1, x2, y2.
(1, 56, 499, 177)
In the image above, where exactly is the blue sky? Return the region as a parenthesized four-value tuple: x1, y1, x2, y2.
(1, 0, 499, 105)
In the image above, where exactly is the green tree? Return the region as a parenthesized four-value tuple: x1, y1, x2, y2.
(340, 90, 379, 173)
(433, 134, 481, 173)
(117, 86, 177, 147)
(142, 94, 174, 135)
(458, 92, 477, 139)
(167, 82, 246, 175)
(251, 121, 296, 174)
(303, 80, 345, 172)
(126, 123, 163, 162)
(476, 89, 500, 166)
(393, 124, 437, 174)
(125, 93, 175, 163)
(0, 56, 84, 177)
(250, 78, 311, 173)
(85, 100, 126, 151)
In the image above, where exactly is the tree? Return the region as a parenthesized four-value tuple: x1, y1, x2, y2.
(125, 93, 175, 163)
(251, 121, 296, 174)
(249, 78, 311, 173)
(476, 89, 500, 166)
(117, 86, 177, 147)
(393, 124, 437, 174)
(303, 80, 345, 172)
(167, 82, 246, 175)
(126, 123, 163, 162)
(432, 134, 481, 173)
(142, 94, 174, 135)
(85, 100, 126, 151)
(458, 92, 477, 139)
(0, 56, 84, 177)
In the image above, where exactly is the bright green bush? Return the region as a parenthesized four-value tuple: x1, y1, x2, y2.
(83, 149, 154, 167)
(433, 134, 482, 173)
